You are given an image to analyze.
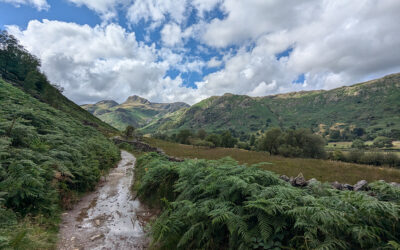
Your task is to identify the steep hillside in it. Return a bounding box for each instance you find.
[143,73,400,140]
[0,31,117,135]
[0,79,120,248]
[82,95,189,130]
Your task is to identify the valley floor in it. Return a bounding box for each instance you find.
[145,138,400,183]
[57,151,153,250]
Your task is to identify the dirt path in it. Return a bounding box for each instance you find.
[58,151,153,250]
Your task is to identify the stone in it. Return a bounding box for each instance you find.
[331,181,343,190]
[95,219,100,226]
[293,173,307,187]
[343,184,354,191]
[279,175,290,182]
[289,177,295,185]
[354,180,368,191]
[90,234,103,241]
[307,178,318,185]
[390,182,400,188]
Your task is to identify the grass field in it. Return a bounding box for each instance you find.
[144,138,400,184]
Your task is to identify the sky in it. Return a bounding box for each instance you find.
[1,0,400,105]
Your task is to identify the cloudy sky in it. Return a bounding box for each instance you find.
[1,0,400,104]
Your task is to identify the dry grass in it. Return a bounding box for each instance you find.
[144,138,400,184]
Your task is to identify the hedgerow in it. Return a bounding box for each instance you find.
[136,153,400,250]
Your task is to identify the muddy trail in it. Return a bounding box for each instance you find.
[58,151,154,250]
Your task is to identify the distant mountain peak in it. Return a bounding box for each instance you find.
[96,100,119,105]
[124,95,151,105]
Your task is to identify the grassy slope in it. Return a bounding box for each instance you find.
[12,81,118,136]
[144,73,400,138]
[144,138,400,184]
[263,73,400,137]
[0,79,120,249]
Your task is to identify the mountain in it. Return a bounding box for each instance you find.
[141,73,400,140]
[81,95,190,130]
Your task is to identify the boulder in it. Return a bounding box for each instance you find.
[343,184,354,191]
[307,178,318,185]
[279,175,290,182]
[331,181,343,190]
[354,180,368,191]
[390,182,400,188]
[293,173,307,187]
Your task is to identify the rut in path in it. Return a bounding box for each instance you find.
[58,151,153,250]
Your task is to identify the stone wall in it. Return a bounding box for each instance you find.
[279,173,400,191]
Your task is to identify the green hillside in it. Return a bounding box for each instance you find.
[0,31,117,136]
[0,79,121,248]
[81,95,189,130]
[0,32,120,249]
[141,73,400,141]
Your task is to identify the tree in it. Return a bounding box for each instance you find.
[206,134,221,147]
[351,139,365,149]
[220,131,237,148]
[197,129,207,140]
[177,129,192,144]
[249,135,256,146]
[373,136,392,148]
[124,125,135,139]
[329,130,340,141]
[258,128,282,155]
[352,127,365,137]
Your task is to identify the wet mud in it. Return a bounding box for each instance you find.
[58,151,154,250]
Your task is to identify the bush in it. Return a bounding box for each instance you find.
[373,136,393,148]
[0,82,120,214]
[259,128,326,159]
[136,153,400,250]
[236,142,250,150]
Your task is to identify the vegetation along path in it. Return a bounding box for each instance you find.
[58,151,152,250]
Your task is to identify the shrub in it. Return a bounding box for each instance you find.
[136,153,400,250]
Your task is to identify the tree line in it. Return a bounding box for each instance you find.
[153,127,327,159]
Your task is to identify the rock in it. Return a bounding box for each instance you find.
[95,219,100,226]
[343,184,354,191]
[307,178,318,185]
[390,182,400,188]
[331,181,343,190]
[289,177,295,185]
[293,173,307,187]
[71,237,75,241]
[90,234,103,241]
[279,175,290,182]
[354,180,368,191]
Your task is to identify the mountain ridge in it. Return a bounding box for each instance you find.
[83,73,400,141]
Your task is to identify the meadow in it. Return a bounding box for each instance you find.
[144,138,400,184]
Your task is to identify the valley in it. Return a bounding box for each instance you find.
[83,73,400,143]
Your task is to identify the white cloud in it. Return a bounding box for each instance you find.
[207,57,222,68]
[6,20,203,104]
[66,0,128,21]
[5,0,400,106]
[161,23,182,47]
[196,0,400,96]
[126,0,188,27]
[0,0,49,10]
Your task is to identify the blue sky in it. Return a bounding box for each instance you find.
[0,0,227,89]
[1,0,400,104]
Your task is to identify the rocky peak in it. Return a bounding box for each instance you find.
[124,95,151,105]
